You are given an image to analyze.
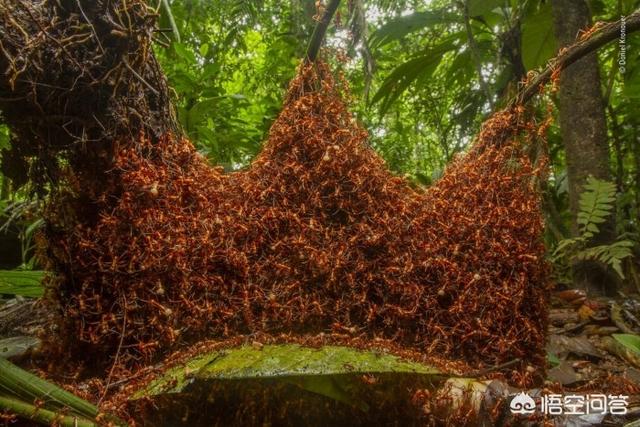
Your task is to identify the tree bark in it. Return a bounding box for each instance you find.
[305,0,341,62]
[551,0,617,295]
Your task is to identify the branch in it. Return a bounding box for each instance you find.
[509,9,640,108]
[305,0,341,63]
[160,0,180,43]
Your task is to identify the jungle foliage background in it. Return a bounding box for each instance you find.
[1,0,639,294]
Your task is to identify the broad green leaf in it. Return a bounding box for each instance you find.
[0,270,45,297]
[521,3,557,70]
[370,9,459,48]
[371,55,441,116]
[371,37,461,116]
[603,336,640,369]
[134,344,444,410]
[612,334,640,355]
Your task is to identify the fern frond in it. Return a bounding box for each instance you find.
[574,240,634,279]
[551,236,585,260]
[577,176,616,238]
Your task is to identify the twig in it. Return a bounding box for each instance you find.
[19,2,96,82]
[123,59,160,96]
[99,295,127,405]
[468,358,522,377]
[509,9,640,108]
[305,0,341,62]
[76,0,105,55]
[562,320,590,334]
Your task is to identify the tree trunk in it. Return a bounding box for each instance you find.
[551,0,617,296]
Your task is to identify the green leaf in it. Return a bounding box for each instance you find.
[371,55,440,115]
[134,344,444,410]
[446,50,474,86]
[586,222,600,233]
[611,258,624,278]
[0,358,117,424]
[468,0,503,17]
[551,237,582,258]
[24,218,43,238]
[521,3,557,70]
[576,176,617,237]
[574,240,634,279]
[612,334,640,355]
[199,43,209,57]
[202,63,221,80]
[547,352,561,367]
[603,336,640,369]
[172,43,196,63]
[0,270,45,297]
[370,9,459,48]
[371,37,461,115]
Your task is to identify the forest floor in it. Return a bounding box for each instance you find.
[2,290,640,426]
